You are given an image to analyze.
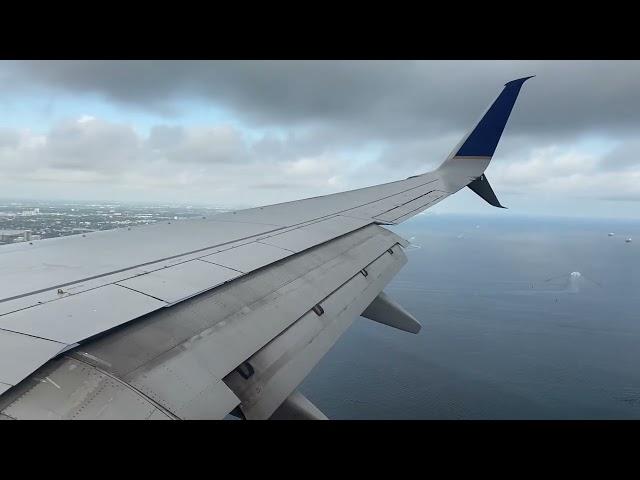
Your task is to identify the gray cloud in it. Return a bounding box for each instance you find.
[11,60,640,141]
[45,117,140,171]
[147,125,249,165]
[0,115,358,205]
[148,125,185,150]
[0,128,20,149]
[598,138,640,171]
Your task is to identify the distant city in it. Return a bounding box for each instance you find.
[0,200,230,245]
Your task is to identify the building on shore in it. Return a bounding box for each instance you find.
[0,229,32,244]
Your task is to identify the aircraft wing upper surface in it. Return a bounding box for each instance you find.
[0,77,532,419]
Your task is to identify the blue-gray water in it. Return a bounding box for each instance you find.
[299,214,640,419]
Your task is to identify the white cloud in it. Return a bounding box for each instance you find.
[489,144,640,203]
[494,146,600,187]
[1,113,639,213]
[0,117,362,205]
[77,114,95,124]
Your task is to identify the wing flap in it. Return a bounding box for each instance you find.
[0,284,166,344]
[1,225,405,418]
[0,356,176,420]
[257,215,371,253]
[200,242,291,273]
[0,219,280,303]
[225,243,406,419]
[116,259,241,304]
[373,189,449,224]
[0,330,66,386]
[126,349,241,420]
[121,228,402,384]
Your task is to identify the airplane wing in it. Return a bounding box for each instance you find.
[0,77,532,420]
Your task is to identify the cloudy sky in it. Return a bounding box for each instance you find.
[0,60,638,218]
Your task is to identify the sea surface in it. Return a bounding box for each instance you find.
[299,213,640,419]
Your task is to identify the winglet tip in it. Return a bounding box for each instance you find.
[452,76,533,158]
[505,75,535,87]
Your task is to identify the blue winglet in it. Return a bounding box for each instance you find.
[455,76,534,158]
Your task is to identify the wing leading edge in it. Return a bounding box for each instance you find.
[0,77,533,419]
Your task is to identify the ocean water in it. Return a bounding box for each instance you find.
[299,214,640,419]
